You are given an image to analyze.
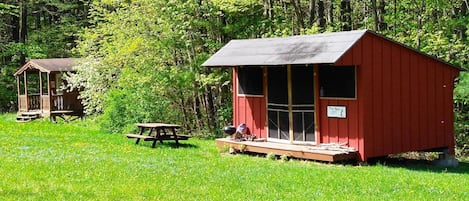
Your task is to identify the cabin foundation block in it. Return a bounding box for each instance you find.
[434,149,459,167]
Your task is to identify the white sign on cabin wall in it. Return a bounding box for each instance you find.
[327,106,347,118]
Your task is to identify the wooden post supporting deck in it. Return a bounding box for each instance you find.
[314,64,320,143]
[287,64,293,143]
[264,66,269,137]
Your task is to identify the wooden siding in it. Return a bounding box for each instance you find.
[319,100,361,158]
[41,96,51,114]
[233,68,267,138]
[331,33,459,160]
[228,31,460,162]
[18,95,27,112]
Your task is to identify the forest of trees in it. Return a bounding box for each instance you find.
[1,0,468,155]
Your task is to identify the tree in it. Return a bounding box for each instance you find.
[0,0,90,112]
[340,0,352,31]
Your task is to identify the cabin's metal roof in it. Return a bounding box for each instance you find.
[202,30,464,71]
[14,58,80,76]
[202,30,367,67]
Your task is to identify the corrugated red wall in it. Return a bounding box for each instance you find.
[231,32,459,161]
[232,68,267,138]
[324,33,460,160]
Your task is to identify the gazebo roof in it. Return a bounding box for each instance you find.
[14,58,80,76]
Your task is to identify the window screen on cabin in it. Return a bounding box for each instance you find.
[237,67,263,96]
[319,65,356,98]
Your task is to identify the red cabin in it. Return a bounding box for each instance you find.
[203,30,462,162]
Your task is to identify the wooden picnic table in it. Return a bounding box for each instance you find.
[126,123,190,148]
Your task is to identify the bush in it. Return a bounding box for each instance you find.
[99,86,176,134]
[455,103,469,158]
[0,64,18,112]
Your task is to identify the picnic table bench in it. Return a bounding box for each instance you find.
[50,110,81,123]
[126,123,190,148]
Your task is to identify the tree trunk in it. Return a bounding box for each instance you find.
[393,0,397,36]
[19,0,27,65]
[291,0,305,34]
[194,94,203,130]
[457,0,468,40]
[309,0,316,26]
[371,0,379,31]
[264,0,274,20]
[340,0,352,31]
[218,10,227,43]
[416,0,425,50]
[204,86,216,132]
[328,0,334,24]
[179,91,191,131]
[204,68,217,132]
[34,12,41,29]
[378,0,387,31]
[12,1,19,42]
[262,0,274,33]
[318,0,326,28]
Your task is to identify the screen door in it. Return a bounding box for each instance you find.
[267,65,315,142]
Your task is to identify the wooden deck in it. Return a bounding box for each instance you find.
[216,138,357,162]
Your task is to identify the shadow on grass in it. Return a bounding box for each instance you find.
[138,142,199,149]
[366,157,469,174]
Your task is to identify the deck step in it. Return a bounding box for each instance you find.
[16,112,41,122]
[16,118,32,123]
[21,111,41,116]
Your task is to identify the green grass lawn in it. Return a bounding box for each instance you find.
[0,113,468,200]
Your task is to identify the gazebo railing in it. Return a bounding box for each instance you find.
[27,94,41,110]
[52,94,64,110]
[18,94,68,112]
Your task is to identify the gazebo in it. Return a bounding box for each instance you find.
[14,58,83,122]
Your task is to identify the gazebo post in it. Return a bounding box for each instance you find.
[39,71,43,113]
[23,71,28,111]
[47,72,51,112]
[16,75,20,111]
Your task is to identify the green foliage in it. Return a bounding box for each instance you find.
[280,154,290,162]
[455,72,469,105]
[266,152,276,160]
[71,0,231,134]
[455,70,469,156]
[455,107,469,157]
[0,3,17,16]
[0,63,17,112]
